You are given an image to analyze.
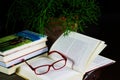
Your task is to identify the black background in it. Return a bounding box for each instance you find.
[0,0,120,80]
[87,0,120,80]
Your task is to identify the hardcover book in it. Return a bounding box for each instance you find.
[16,31,116,80]
[0,30,47,56]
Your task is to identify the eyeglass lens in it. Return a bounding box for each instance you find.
[35,59,66,75]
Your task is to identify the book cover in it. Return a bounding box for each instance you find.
[0,35,31,52]
[0,30,47,56]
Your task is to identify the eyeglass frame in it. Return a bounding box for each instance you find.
[22,50,74,75]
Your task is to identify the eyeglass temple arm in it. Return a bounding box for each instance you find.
[21,59,34,70]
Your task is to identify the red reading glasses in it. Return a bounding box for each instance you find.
[23,50,74,75]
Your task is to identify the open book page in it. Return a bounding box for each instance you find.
[49,31,105,73]
[86,55,116,72]
[16,56,83,80]
[85,43,107,70]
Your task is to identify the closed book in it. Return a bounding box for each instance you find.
[0,30,47,56]
[0,47,48,68]
[0,41,47,62]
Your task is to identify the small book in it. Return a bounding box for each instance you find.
[0,30,47,56]
[16,31,116,80]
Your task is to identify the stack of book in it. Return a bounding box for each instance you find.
[0,30,48,75]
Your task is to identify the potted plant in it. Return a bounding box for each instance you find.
[5,0,100,43]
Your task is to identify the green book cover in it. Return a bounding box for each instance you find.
[0,35,31,52]
[0,30,45,53]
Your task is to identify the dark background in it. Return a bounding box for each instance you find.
[86,0,120,80]
[0,0,120,80]
[98,0,120,80]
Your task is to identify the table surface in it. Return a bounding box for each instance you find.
[0,72,25,80]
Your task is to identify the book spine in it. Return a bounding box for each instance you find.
[0,42,47,62]
[0,47,48,68]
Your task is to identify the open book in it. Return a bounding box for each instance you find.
[16,31,115,80]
